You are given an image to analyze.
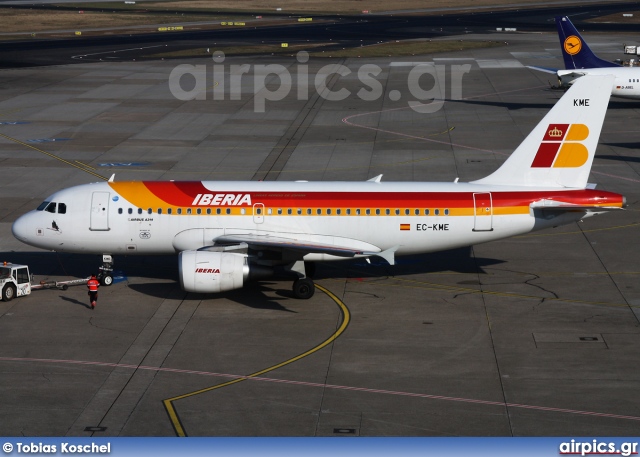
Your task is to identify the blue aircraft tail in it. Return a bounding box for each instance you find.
[556,16,620,69]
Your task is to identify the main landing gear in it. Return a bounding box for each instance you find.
[97,254,114,286]
[287,261,315,300]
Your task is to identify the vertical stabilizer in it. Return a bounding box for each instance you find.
[556,16,620,69]
[472,75,614,188]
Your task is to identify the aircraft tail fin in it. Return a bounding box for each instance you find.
[556,16,620,69]
[472,75,614,189]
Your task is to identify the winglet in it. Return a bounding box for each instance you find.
[366,246,398,265]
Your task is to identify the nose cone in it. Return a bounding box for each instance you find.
[12,212,35,246]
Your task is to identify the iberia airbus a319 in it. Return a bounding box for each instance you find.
[11,75,625,300]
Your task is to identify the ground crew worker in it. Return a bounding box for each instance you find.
[87,274,100,309]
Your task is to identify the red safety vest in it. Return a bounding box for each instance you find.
[87,278,100,292]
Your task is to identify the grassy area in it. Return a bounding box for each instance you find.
[588,11,640,24]
[55,0,599,15]
[0,9,227,34]
[146,39,504,59]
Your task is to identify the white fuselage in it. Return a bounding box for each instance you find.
[558,67,640,99]
[11,180,622,262]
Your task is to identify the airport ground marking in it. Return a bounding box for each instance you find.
[162,283,350,436]
[0,133,108,180]
[329,272,638,310]
[3,353,640,425]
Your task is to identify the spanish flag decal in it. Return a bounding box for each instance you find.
[400,224,411,231]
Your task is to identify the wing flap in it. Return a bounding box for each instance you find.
[214,234,366,258]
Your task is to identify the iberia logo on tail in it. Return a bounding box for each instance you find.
[531,124,589,168]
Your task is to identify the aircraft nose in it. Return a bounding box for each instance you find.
[12,213,33,244]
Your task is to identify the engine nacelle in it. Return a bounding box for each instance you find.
[179,250,249,293]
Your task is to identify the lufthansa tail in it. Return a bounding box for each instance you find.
[556,16,620,70]
[472,74,615,188]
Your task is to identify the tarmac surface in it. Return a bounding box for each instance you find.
[0,28,640,437]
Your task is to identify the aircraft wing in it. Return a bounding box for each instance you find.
[527,65,559,75]
[213,233,397,264]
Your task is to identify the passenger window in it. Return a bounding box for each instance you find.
[187,208,192,215]
[177,208,182,215]
[414,209,419,215]
[138,208,143,214]
[147,208,152,214]
[297,208,302,215]
[365,209,370,215]
[128,208,133,214]
[118,208,123,214]
[158,208,163,214]
[197,208,202,215]
[168,208,172,214]
[444,209,449,215]
[327,208,332,215]
[306,209,311,215]
[425,209,430,215]
[435,209,440,216]
[241,208,246,215]
[216,208,221,215]
[58,203,66,214]
[278,208,283,215]
[316,209,321,215]
[287,208,292,215]
[385,209,390,215]
[356,209,361,215]
[395,209,400,215]
[226,208,231,214]
[336,209,341,215]
[346,209,351,215]
[405,209,410,215]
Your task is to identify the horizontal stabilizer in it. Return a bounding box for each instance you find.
[530,199,624,212]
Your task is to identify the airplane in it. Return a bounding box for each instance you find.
[10,75,625,301]
[530,16,640,99]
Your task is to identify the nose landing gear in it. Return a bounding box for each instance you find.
[97,254,114,286]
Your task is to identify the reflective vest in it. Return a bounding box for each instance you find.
[87,278,100,292]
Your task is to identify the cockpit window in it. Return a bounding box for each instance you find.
[58,203,66,214]
[37,201,50,211]
[45,203,57,213]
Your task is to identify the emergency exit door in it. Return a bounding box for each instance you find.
[90,192,110,231]
[473,192,493,232]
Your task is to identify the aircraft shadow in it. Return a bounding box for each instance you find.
[2,248,503,308]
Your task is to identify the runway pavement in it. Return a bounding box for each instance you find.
[0,29,639,436]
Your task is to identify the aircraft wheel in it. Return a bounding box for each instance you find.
[2,284,16,302]
[293,278,315,300]
[100,274,113,286]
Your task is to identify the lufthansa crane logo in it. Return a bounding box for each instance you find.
[564,35,582,55]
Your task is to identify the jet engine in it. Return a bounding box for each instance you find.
[179,250,249,293]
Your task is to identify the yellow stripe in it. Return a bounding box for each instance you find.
[162,283,350,437]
